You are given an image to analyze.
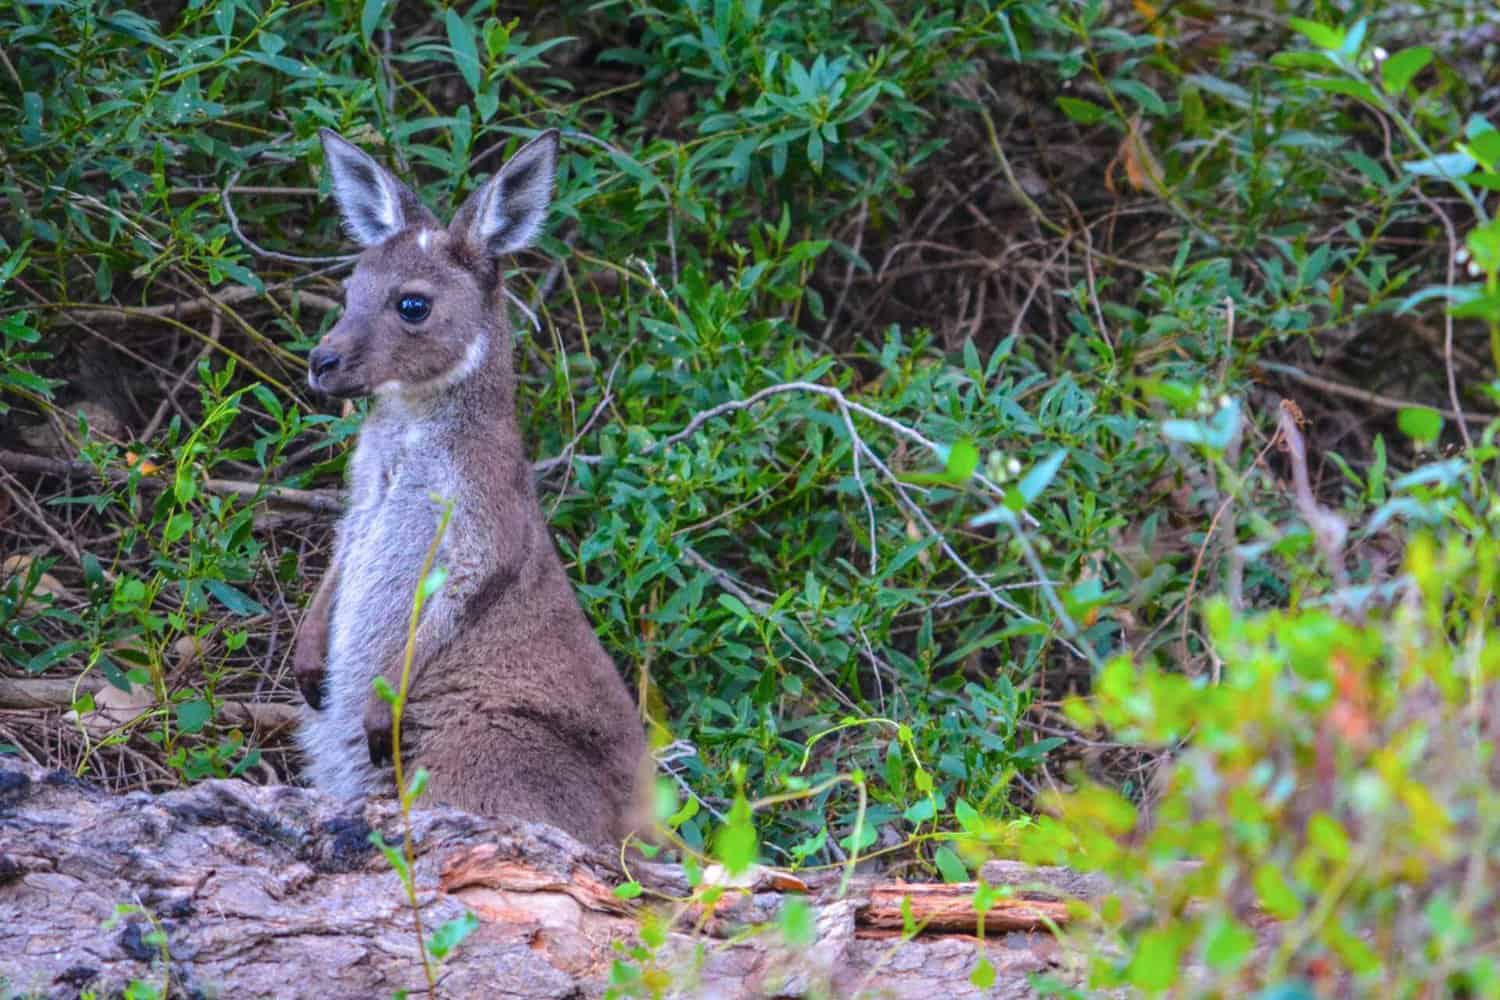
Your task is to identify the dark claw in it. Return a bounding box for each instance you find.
[367,722,392,766]
[298,672,325,711]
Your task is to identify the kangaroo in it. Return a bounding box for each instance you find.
[292,128,647,846]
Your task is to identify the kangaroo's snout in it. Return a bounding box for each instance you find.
[307,339,361,397]
[309,346,340,379]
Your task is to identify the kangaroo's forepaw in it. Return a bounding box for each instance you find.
[297,669,326,710]
[364,706,393,765]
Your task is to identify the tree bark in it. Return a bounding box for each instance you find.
[0,759,1089,998]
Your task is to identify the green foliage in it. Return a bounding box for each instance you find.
[0,0,1100,861]
[4,0,1500,991]
[1026,464,1500,993]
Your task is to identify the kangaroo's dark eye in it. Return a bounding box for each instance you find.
[396,294,431,324]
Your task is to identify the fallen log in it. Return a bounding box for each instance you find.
[0,759,1092,998]
[861,882,1071,934]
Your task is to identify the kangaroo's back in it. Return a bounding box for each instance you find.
[291,128,648,846]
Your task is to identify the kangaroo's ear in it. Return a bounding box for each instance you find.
[319,129,432,247]
[450,130,559,258]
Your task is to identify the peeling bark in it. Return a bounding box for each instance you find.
[0,760,1088,998]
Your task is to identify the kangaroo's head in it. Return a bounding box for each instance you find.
[307,128,558,400]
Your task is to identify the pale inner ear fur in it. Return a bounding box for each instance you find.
[321,129,412,247]
[452,130,560,258]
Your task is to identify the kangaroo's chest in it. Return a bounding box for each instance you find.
[327,424,460,670]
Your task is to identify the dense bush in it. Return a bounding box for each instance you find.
[3,0,1499,993]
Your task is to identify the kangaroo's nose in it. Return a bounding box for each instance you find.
[309,347,341,379]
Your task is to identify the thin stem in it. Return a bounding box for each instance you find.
[390,499,455,996]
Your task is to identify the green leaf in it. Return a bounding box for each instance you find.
[404,767,428,802]
[789,828,826,862]
[1253,863,1303,920]
[903,798,936,824]
[204,580,267,616]
[779,896,814,947]
[173,466,196,504]
[373,675,397,704]
[445,10,482,94]
[1397,407,1442,444]
[933,846,968,883]
[1203,916,1255,970]
[945,439,979,481]
[1380,46,1431,95]
[1465,114,1498,140]
[612,881,643,900]
[1307,812,1351,862]
[1465,130,1500,172]
[1126,926,1185,989]
[1325,921,1382,975]
[1018,449,1067,504]
[1337,18,1367,60]
[1404,152,1476,179]
[1307,78,1378,103]
[953,797,981,834]
[715,794,757,875]
[1056,97,1108,124]
[839,821,877,854]
[969,956,996,989]
[163,512,192,544]
[1111,78,1166,116]
[360,0,386,45]
[420,566,449,600]
[1287,17,1344,51]
[426,911,478,960]
[176,698,211,734]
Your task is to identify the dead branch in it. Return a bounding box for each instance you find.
[1276,400,1350,589]
[64,282,341,324]
[0,676,297,733]
[0,448,343,515]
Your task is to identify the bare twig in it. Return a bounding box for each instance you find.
[535,379,1070,645]
[0,677,298,733]
[141,314,223,444]
[66,281,340,324]
[0,449,343,514]
[822,202,868,341]
[1258,361,1494,426]
[223,167,358,266]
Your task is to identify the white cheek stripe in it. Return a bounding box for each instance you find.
[393,333,489,400]
[445,333,489,386]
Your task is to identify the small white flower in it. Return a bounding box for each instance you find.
[1468,260,1483,278]
[1006,457,1022,476]
[1196,400,1213,416]
[1218,394,1233,409]
[1456,248,1471,264]
[1374,46,1389,61]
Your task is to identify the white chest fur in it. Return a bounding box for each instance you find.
[298,417,458,800]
